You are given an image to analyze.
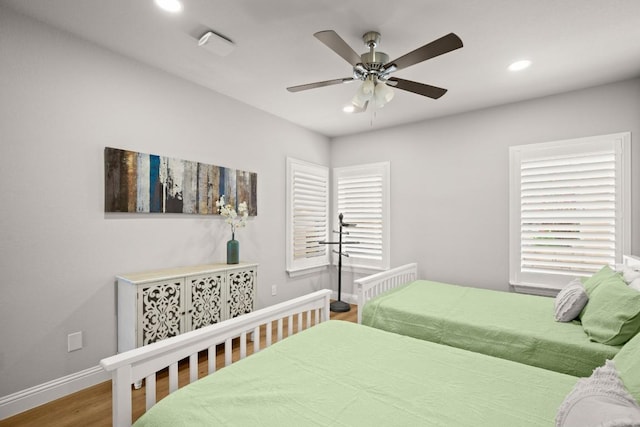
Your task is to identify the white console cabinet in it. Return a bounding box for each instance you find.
[117,263,257,353]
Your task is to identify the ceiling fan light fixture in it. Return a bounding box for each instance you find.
[352,93,367,109]
[360,79,375,96]
[352,79,375,108]
[373,82,394,108]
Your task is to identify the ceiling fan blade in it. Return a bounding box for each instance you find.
[388,78,448,99]
[384,33,463,72]
[287,77,356,92]
[314,30,362,66]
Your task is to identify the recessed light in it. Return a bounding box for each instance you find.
[154,0,183,13]
[343,105,355,113]
[508,60,532,72]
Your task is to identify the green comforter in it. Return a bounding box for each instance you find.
[362,280,620,377]
[135,320,576,426]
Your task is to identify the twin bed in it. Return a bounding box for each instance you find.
[354,262,638,377]
[132,320,578,427]
[102,258,640,426]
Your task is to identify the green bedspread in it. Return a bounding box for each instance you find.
[135,320,576,427]
[362,280,620,377]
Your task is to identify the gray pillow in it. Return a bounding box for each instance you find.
[555,278,589,322]
[556,360,640,427]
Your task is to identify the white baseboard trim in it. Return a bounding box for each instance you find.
[0,365,109,420]
[330,290,357,305]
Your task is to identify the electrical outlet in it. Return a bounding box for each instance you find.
[271,284,277,296]
[68,331,83,352]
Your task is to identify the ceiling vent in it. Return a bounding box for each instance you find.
[197,31,235,56]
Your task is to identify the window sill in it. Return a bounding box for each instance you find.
[509,281,562,297]
[333,264,387,276]
[286,265,328,278]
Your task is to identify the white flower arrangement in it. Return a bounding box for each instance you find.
[216,195,248,239]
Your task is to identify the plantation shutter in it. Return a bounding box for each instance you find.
[520,150,616,275]
[509,133,630,290]
[286,158,329,276]
[334,162,390,270]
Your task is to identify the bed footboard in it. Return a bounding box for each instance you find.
[100,289,331,427]
[355,263,418,323]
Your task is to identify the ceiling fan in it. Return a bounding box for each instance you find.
[287,30,463,112]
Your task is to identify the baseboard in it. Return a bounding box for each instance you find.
[0,365,109,420]
[331,290,357,305]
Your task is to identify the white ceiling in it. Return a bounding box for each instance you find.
[4,0,640,137]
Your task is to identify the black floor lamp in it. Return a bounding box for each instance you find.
[319,213,359,312]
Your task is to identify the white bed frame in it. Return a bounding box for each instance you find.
[100,289,331,427]
[354,256,640,324]
[354,263,418,324]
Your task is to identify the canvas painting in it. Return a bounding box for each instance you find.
[104,147,257,215]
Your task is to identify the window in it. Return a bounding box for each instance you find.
[286,158,329,277]
[509,132,630,293]
[333,162,390,272]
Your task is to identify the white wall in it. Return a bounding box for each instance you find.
[0,7,330,397]
[332,78,640,293]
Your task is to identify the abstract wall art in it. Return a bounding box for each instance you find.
[104,147,257,215]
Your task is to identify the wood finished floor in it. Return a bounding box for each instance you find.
[1,303,357,427]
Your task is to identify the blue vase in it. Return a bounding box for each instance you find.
[227,238,239,264]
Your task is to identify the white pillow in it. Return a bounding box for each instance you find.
[629,278,640,292]
[554,278,589,322]
[615,264,640,284]
[556,360,640,427]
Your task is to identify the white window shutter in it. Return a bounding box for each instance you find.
[286,158,329,276]
[333,162,390,271]
[509,133,630,291]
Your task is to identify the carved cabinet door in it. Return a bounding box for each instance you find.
[226,268,256,319]
[137,279,185,346]
[186,273,225,330]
